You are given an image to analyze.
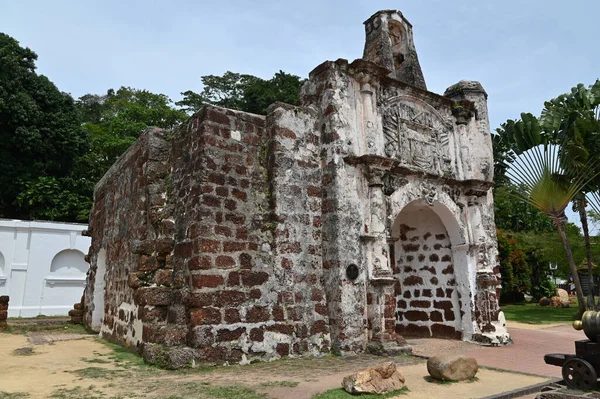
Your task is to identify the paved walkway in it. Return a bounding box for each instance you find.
[409,322,583,378]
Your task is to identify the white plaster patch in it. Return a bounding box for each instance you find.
[231,130,242,141]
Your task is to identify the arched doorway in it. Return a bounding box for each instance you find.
[392,200,462,339]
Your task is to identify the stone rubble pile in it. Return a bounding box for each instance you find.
[0,295,9,330]
[342,361,406,395]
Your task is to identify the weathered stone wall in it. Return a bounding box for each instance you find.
[268,104,330,355]
[301,60,373,354]
[83,105,331,367]
[82,127,170,349]
[363,10,427,90]
[165,105,330,364]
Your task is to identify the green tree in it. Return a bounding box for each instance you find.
[497,114,600,314]
[177,71,304,115]
[67,87,187,221]
[0,33,87,220]
[497,230,531,303]
[76,87,186,179]
[540,81,600,308]
[494,186,555,233]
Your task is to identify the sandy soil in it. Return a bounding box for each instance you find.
[0,332,550,399]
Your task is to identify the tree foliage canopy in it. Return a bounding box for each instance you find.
[0,33,306,222]
[0,33,87,220]
[177,71,304,115]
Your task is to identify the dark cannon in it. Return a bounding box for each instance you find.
[545,311,600,390]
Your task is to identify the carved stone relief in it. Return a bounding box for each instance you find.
[382,100,453,176]
[442,185,461,203]
[419,182,437,206]
[382,173,408,196]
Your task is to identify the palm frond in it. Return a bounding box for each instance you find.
[507,144,600,220]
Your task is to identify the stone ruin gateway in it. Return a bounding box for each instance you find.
[78,10,511,368]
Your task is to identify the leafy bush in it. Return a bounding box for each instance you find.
[497,229,531,303]
[534,279,557,300]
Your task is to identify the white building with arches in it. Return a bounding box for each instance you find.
[0,219,90,318]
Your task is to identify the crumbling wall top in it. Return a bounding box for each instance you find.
[362,9,427,90]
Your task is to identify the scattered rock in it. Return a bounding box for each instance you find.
[550,296,562,308]
[342,361,406,395]
[539,297,551,307]
[142,343,196,369]
[556,288,569,305]
[13,347,35,356]
[427,354,478,381]
[366,335,412,356]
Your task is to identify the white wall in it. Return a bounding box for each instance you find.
[0,219,91,317]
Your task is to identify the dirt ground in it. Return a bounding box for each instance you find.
[0,330,549,399]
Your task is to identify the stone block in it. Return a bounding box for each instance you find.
[131,240,154,255]
[246,306,270,323]
[216,327,246,342]
[135,287,173,306]
[241,271,269,287]
[215,290,246,307]
[191,274,224,289]
[427,355,478,381]
[276,343,290,356]
[189,307,221,326]
[142,344,196,369]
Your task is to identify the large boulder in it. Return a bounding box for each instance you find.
[342,362,406,394]
[427,354,478,381]
[556,288,569,306]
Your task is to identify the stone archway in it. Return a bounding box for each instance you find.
[392,200,462,338]
[386,179,477,340]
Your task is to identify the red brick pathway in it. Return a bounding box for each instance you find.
[410,324,584,378]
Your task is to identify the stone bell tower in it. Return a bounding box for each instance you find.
[363,10,427,90]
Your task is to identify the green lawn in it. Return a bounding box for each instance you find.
[501,302,578,324]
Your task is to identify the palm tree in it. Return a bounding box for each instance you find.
[541,81,600,309]
[497,114,600,315]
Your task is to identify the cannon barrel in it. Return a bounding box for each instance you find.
[573,311,600,341]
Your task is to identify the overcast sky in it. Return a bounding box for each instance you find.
[2,0,598,131]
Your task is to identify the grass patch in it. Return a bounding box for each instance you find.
[49,386,124,399]
[68,367,130,380]
[4,322,90,335]
[501,302,578,324]
[423,376,479,384]
[203,385,268,399]
[81,357,111,364]
[95,339,147,369]
[158,383,267,399]
[312,387,408,399]
[0,392,30,398]
[259,380,299,388]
